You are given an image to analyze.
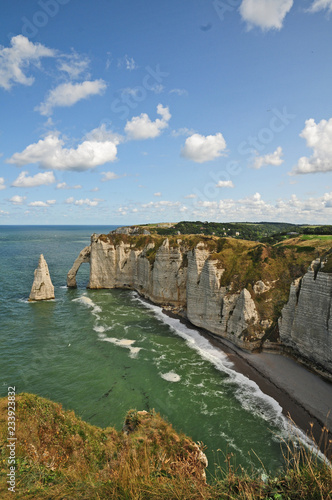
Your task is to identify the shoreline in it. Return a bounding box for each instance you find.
[160,307,332,458]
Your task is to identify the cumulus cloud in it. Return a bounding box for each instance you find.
[35,80,107,115]
[0,35,55,90]
[291,118,332,175]
[7,125,120,171]
[154,192,162,197]
[0,210,9,215]
[239,0,293,31]
[184,194,197,199]
[101,171,121,182]
[115,190,332,223]
[66,197,99,207]
[252,146,284,169]
[308,0,332,12]
[9,195,26,205]
[28,200,56,207]
[125,104,171,140]
[12,170,56,188]
[181,132,227,163]
[75,198,99,206]
[0,177,6,190]
[216,180,234,188]
[56,182,82,189]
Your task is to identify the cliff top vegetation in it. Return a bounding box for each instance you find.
[137,221,332,242]
[0,393,331,499]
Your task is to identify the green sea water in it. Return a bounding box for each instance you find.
[0,226,299,473]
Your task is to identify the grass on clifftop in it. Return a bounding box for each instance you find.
[1,394,331,499]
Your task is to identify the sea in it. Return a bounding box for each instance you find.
[0,225,303,474]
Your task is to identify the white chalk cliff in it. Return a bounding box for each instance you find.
[279,261,332,375]
[29,254,55,301]
[67,234,332,376]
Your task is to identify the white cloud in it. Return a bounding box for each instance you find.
[101,171,121,182]
[12,170,56,187]
[35,80,107,116]
[28,200,55,207]
[154,192,162,197]
[216,180,234,188]
[184,194,197,199]
[252,146,284,169]
[75,198,99,207]
[169,88,188,96]
[0,177,6,190]
[0,35,55,90]
[125,104,171,140]
[116,190,332,223]
[291,118,332,175]
[56,182,82,189]
[91,187,100,192]
[7,126,120,171]
[239,0,293,31]
[9,195,26,205]
[0,210,9,215]
[308,0,332,12]
[57,53,90,79]
[181,133,227,163]
[66,197,99,207]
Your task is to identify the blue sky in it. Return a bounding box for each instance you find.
[1,0,332,225]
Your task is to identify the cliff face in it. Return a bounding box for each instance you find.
[67,233,332,371]
[67,235,264,351]
[279,263,332,374]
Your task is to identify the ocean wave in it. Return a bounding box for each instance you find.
[72,294,102,317]
[160,371,181,382]
[99,336,142,358]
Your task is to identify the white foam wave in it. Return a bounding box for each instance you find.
[93,325,106,333]
[72,295,102,317]
[160,371,181,382]
[100,336,142,358]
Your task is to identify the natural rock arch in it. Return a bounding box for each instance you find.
[67,245,91,288]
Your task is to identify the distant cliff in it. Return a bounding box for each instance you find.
[68,232,332,377]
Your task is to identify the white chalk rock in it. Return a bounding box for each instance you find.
[29,254,55,301]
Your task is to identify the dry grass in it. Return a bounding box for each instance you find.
[1,394,331,499]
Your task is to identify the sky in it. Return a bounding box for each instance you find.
[0,0,332,225]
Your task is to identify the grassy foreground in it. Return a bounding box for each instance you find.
[0,394,331,499]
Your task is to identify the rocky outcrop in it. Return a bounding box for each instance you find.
[67,246,91,288]
[279,263,332,375]
[29,254,55,301]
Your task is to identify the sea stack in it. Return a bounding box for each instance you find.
[29,254,55,301]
